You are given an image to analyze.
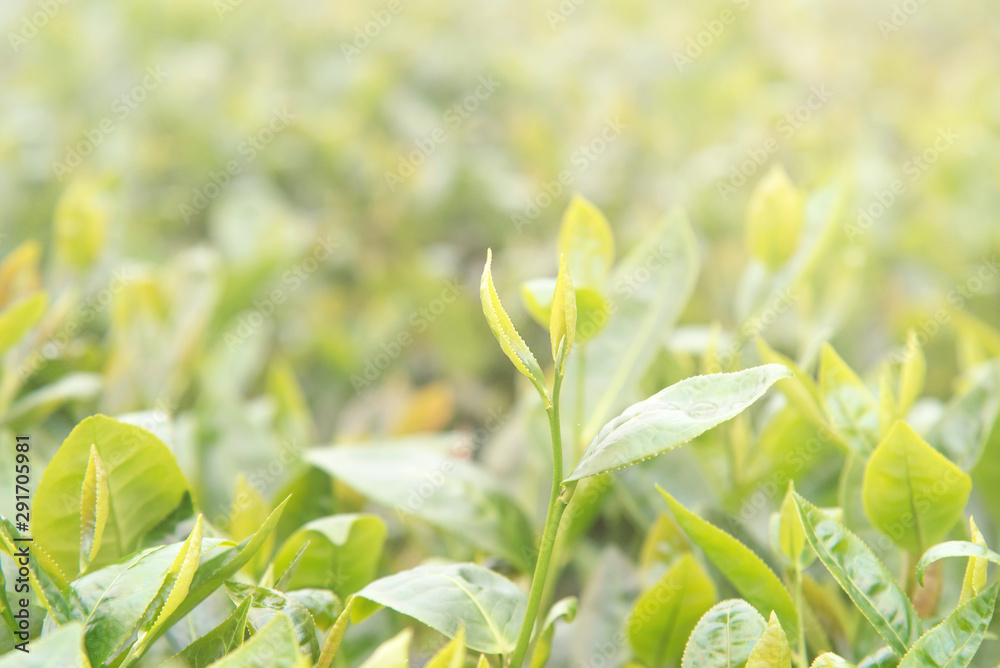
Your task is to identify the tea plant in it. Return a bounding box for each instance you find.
[2,178,1000,668]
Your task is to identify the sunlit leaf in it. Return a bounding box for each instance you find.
[898,583,998,668]
[811,654,855,668]
[79,445,109,574]
[566,365,790,481]
[793,493,920,656]
[747,611,792,668]
[427,625,467,668]
[558,194,614,287]
[661,489,799,640]
[315,596,355,668]
[819,344,878,454]
[549,253,576,361]
[862,420,971,553]
[627,553,716,667]
[960,517,988,605]
[746,165,804,269]
[354,562,526,655]
[681,599,767,668]
[206,613,307,668]
[358,628,411,668]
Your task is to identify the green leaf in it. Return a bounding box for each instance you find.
[857,647,899,667]
[530,597,577,668]
[777,482,812,567]
[811,654,855,668]
[627,553,716,667]
[33,414,191,578]
[549,254,576,361]
[898,330,926,416]
[225,582,319,661]
[579,208,699,441]
[285,589,341,630]
[915,541,1000,587]
[0,292,47,357]
[819,344,879,454]
[793,493,921,656]
[558,194,614,287]
[898,583,998,667]
[358,628,411,668]
[747,611,792,668]
[0,621,90,668]
[54,179,109,270]
[862,421,971,553]
[960,517,988,605]
[306,437,534,571]
[745,165,804,269]
[427,625,467,668]
[681,599,767,668]
[272,514,386,598]
[566,364,790,481]
[660,490,799,641]
[315,596,354,668]
[0,516,80,624]
[354,562,526,655]
[206,613,307,668]
[79,446,109,574]
[173,596,251,668]
[925,360,1000,470]
[120,516,204,667]
[481,249,549,405]
[227,473,273,577]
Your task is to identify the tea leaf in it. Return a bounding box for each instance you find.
[33,414,192,578]
[820,344,879,454]
[960,517,988,605]
[793,493,921,656]
[206,613,307,668]
[627,553,716,667]
[481,249,548,404]
[549,253,576,361]
[226,582,319,660]
[681,599,767,668]
[747,611,792,668]
[862,420,971,553]
[661,490,799,641]
[898,583,998,668]
[916,540,1000,586]
[746,165,804,269]
[566,364,791,482]
[79,445,109,574]
[173,596,252,667]
[427,625,467,668]
[315,596,355,668]
[559,194,614,287]
[272,514,386,598]
[358,629,412,668]
[0,291,47,356]
[530,597,577,668]
[0,621,90,668]
[354,562,527,654]
[810,654,855,668]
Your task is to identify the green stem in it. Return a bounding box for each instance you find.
[793,561,807,668]
[509,368,570,668]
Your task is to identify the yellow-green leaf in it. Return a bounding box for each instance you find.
[207,613,307,668]
[54,179,109,270]
[810,653,854,667]
[550,254,576,361]
[627,553,716,666]
[359,628,412,668]
[820,343,878,454]
[862,420,971,553]
[0,291,47,356]
[960,517,989,605]
[228,473,272,576]
[747,611,792,668]
[558,194,614,287]
[745,165,804,269]
[316,596,355,668]
[778,483,809,567]
[481,249,549,405]
[427,625,467,668]
[79,445,109,573]
[755,338,828,430]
